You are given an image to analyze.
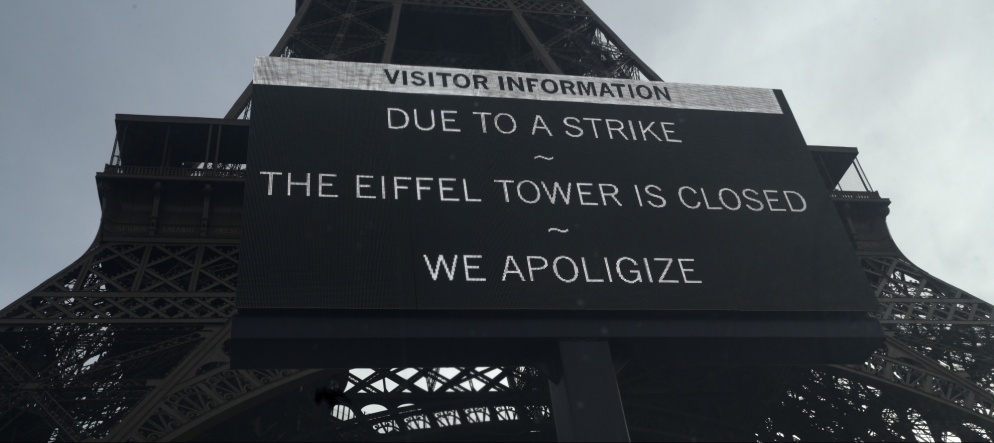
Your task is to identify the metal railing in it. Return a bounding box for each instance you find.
[829,190,882,200]
[102,165,246,179]
[836,157,874,193]
[829,157,881,200]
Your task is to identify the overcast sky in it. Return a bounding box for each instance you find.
[1,1,991,309]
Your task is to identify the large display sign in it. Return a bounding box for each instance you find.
[238,57,877,313]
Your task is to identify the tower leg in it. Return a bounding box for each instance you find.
[548,340,630,442]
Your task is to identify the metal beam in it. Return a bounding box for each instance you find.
[548,340,629,442]
[0,344,83,441]
[579,0,661,81]
[831,336,994,427]
[381,0,403,63]
[101,324,230,440]
[507,0,563,75]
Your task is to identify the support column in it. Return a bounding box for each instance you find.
[381,0,402,63]
[548,340,630,442]
[507,0,563,74]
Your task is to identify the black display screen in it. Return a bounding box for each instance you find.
[238,60,876,313]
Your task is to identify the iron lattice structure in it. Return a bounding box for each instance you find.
[2,1,993,441]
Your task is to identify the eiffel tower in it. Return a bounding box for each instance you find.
[2,1,993,441]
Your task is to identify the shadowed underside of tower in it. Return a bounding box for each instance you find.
[2,1,994,441]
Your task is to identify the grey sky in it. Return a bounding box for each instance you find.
[588,0,994,302]
[1,1,991,308]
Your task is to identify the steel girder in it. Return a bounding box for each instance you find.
[224,0,659,119]
[867,256,994,325]
[0,241,310,441]
[0,243,237,324]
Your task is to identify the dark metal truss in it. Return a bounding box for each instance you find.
[224,0,660,119]
[3,1,994,441]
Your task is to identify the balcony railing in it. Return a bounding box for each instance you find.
[102,165,246,179]
[835,157,874,193]
[829,190,882,200]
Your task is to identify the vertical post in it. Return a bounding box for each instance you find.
[507,0,564,75]
[160,125,171,168]
[381,0,402,64]
[548,340,630,442]
[109,137,121,167]
[111,122,128,167]
[213,126,223,166]
[149,182,162,236]
[200,184,212,237]
[203,124,213,167]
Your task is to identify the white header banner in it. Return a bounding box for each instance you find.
[253,57,783,114]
